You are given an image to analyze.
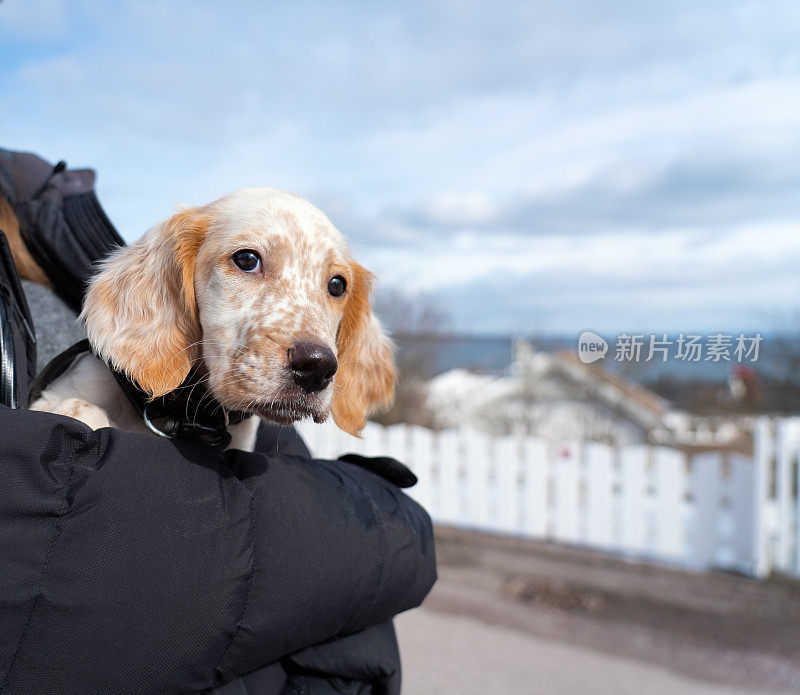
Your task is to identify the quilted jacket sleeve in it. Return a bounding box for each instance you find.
[0,406,436,695]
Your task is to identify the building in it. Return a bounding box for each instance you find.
[426,340,750,451]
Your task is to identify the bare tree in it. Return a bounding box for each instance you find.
[371,290,450,427]
[759,313,800,413]
[644,314,799,415]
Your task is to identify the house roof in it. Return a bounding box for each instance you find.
[554,350,670,419]
[427,342,670,432]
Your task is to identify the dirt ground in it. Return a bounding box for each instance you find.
[397,527,800,694]
[396,610,777,695]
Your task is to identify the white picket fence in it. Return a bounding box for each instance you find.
[296,417,800,578]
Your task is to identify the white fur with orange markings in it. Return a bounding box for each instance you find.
[30,187,396,450]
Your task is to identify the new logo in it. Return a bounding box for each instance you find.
[577,331,608,363]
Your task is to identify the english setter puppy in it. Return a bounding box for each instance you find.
[30,188,396,450]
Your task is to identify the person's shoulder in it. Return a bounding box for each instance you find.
[22,280,86,370]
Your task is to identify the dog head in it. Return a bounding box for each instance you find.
[81,188,396,436]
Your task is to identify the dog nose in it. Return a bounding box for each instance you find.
[288,342,338,393]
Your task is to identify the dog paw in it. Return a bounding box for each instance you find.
[41,398,116,430]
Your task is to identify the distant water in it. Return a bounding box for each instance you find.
[395,335,561,376]
[432,336,517,374]
[396,334,782,384]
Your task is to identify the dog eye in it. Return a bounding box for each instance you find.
[328,275,347,297]
[232,249,261,272]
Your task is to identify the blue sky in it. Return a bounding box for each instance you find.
[2,0,800,335]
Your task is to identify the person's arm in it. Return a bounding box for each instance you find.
[0,406,436,695]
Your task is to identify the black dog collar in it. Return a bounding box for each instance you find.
[109,361,250,449]
[30,339,249,448]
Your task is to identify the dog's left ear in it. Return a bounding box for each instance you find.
[331,262,397,436]
[81,207,209,397]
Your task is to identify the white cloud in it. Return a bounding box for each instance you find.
[363,220,800,333]
[1,0,800,333]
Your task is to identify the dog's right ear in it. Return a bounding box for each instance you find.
[81,207,210,397]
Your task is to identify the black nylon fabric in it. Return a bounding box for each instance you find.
[0,148,124,313]
[282,621,401,695]
[0,231,36,407]
[205,620,401,695]
[0,407,436,695]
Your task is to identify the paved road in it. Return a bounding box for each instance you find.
[396,528,800,694]
[396,608,783,695]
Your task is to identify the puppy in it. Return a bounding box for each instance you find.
[26,188,396,450]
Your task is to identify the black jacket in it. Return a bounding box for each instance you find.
[0,407,436,695]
